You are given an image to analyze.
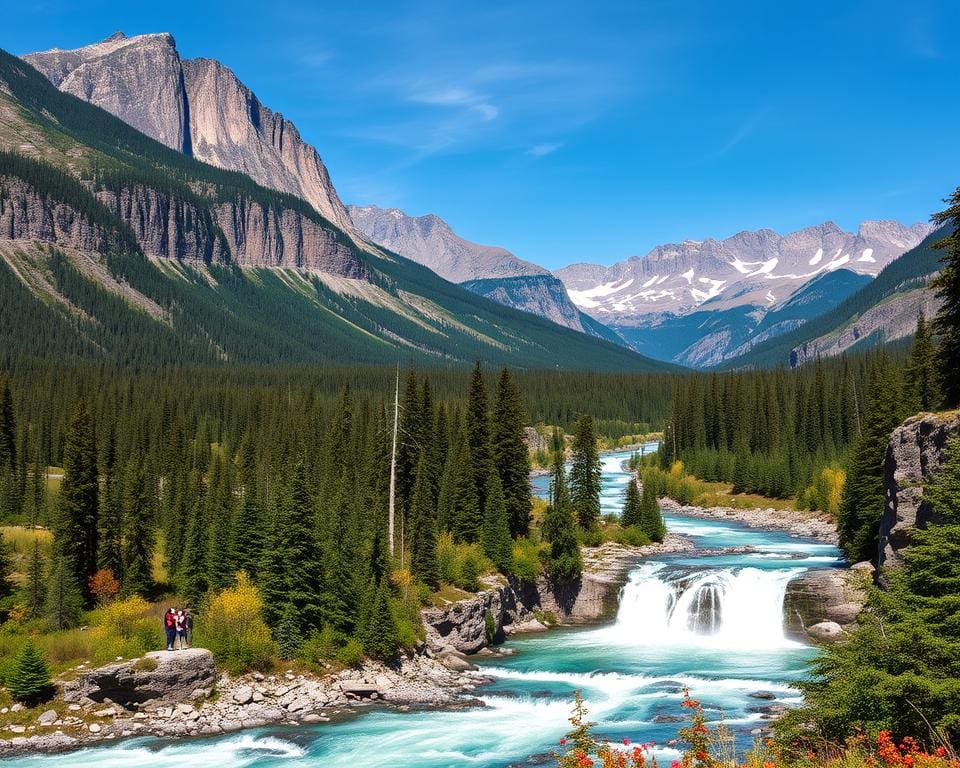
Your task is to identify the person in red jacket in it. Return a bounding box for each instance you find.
[163,608,177,651]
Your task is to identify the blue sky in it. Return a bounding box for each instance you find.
[4,0,959,269]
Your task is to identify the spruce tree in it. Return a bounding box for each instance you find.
[205,453,235,591]
[55,400,99,600]
[466,362,494,513]
[639,481,666,542]
[276,601,304,658]
[450,435,481,543]
[7,641,52,705]
[409,453,439,588]
[46,555,84,630]
[492,368,532,537]
[232,435,263,578]
[98,429,122,579]
[481,469,513,574]
[837,358,905,562]
[542,451,582,582]
[286,460,325,634]
[621,478,642,528]
[359,577,400,661]
[569,414,601,531]
[904,310,940,413]
[23,539,46,618]
[931,188,960,407]
[178,473,209,605]
[121,453,154,597]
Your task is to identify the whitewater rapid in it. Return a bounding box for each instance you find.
[5,447,845,768]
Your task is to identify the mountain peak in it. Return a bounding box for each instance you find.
[24,34,352,232]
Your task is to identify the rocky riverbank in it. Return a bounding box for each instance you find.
[659,498,839,544]
[0,649,478,757]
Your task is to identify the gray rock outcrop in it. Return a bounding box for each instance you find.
[880,412,960,567]
[25,33,352,232]
[784,567,869,640]
[62,649,217,706]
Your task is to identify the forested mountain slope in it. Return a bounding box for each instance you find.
[0,49,664,372]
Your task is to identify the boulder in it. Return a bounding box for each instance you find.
[784,568,868,638]
[62,648,217,706]
[231,685,254,705]
[36,710,58,726]
[807,621,844,642]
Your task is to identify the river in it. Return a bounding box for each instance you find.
[6,448,844,768]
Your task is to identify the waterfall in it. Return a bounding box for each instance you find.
[609,563,803,649]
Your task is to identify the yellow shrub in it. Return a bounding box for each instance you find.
[195,571,275,674]
[670,460,685,478]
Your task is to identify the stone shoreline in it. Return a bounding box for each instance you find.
[659,498,839,544]
[0,650,481,757]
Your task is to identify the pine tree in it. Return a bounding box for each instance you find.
[409,453,439,588]
[542,451,582,582]
[121,453,154,597]
[286,460,325,634]
[569,415,601,531]
[46,555,84,630]
[837,358,906,562]
[23,540,45,618]
[620,478,642,528]
[7,641,52,705]
[639,481,666,542]
[466,362,494,513]
[904,310,941,413]
[481,469,513,574]
[492,368,531,537]
[55,400,99,600]
[359,577,400,661]
[931,188,960,407]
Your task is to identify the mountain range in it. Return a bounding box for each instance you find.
[4,31,942,373]
[0,43,658,371]
[556,221,933,366]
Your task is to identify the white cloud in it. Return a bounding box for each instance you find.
[528,142,563,157]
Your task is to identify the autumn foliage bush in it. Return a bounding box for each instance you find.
[194,571,275,674]
[554,691,960,768]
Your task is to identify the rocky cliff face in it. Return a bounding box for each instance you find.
[25,33,352,232]
[2,173,367,277]
[1,176,117,253]
[880,412,960,567]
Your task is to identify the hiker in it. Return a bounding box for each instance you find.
[184,609,193,647]
[163,608,177,651]
[175,609,187,650]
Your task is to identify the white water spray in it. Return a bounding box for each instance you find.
[608,563,803,649]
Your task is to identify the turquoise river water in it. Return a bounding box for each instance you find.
[5,447,844,767]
